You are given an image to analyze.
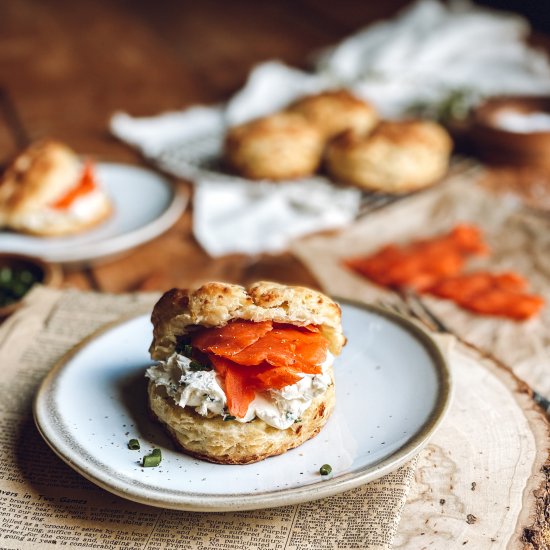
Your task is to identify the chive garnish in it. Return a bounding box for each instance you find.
[128,438,140,450]
[175,336,191,354]
[182,344,193,356]
[223,415,236,421]
[319,464,332,476]
[189,360,210,371]
[0,266,40,307]
[142,449,162,467]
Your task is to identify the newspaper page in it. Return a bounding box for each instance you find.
[0,287,416,550]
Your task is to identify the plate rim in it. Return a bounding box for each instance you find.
[0,162,188,265]
[33,300,452,512]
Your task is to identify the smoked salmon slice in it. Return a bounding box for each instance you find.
[344,224,544,321]
[193,320,329,418]
[208,356,258,417]
[345,224,488,291]
[208,355,303,416]
[226,327,327,371]
[53,161,97,210]
[427,272,543,320]
[253,366,303,391]
[192,320,272,356]
[192,321,327,371]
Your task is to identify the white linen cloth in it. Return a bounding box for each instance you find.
[111,0,550,257]
[110,66,361,257]
[317,0,550,116]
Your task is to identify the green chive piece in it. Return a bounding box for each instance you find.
[151,448,162,458]
[223,415,236,421]
[128,438,140,450]
[175,336,191,353]
[142,451,162,467]
[319,464,332,476]
[182,344,193,356]
[189,360,210,371]
[0,265,40,307]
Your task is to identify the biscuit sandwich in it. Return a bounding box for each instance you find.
[146,281,345,464]
[0,140,112,236]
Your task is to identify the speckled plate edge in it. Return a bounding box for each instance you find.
[33,300,452,512]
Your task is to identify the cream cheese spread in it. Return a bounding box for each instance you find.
[494,110,550,133]
[12,189,108,233]
[146,353,226,416]
[146,351,333,430]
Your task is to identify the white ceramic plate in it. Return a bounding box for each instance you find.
[0,163,187,266]
[33,301,451,511]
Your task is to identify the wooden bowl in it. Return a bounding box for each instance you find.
[470,96,550,169]
[0,254,63,319]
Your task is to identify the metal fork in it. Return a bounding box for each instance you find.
[377,289,550,415]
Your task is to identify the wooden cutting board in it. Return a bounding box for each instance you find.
[394,339,550,549]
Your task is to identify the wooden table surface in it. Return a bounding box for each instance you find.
[0,0,418,293]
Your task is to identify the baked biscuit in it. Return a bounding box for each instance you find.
[149,281,345,360]
[287,89,378,139]
[147,281,344,464]
[325,120,453,193]
[0,140,111,236]
[224,113,324,180]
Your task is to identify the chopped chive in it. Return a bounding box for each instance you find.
[182,344,193,356]
[128,438,140,450]
[175,336,191,353]
[223,415,236,421]
[189,360,211,371]
[319,464,332,476]
[142,450,162,467]
[0,266,40,307]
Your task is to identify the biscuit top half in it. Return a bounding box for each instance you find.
[149,281,346,360]
[0,140,82,217]
[334,119,452,152]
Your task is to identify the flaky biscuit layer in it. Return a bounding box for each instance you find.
[149,281,345,360]
[326,120,452,193]
[224,112,324,180]
[148,374,335,464]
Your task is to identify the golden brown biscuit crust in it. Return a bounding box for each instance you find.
[325,120,452,193]
[148,374,336,464]
[287,89,378,139]
[10,199,113,237]
[149,281,345,360]
[224,112,324,180]
[0,140,81,217]
[0,139,112,235]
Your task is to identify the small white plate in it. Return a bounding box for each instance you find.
[0,163,187,266]
[33,302,451,511]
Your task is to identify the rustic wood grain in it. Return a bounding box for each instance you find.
[395,340,550,549]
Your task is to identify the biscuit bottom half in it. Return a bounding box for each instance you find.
[147,379,336,465]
